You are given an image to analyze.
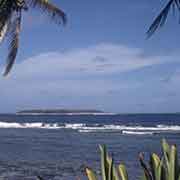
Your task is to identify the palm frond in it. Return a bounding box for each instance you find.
[0,22,8,43]
[0,0,9,9]
[3,12,21,76]
[0,0,13,43]
[147,0,174,38]
[26,0,67,25]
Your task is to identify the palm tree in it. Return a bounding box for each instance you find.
[147,0,179,37]
[0,0,66,76]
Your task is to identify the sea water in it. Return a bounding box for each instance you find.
[0,114,179,179]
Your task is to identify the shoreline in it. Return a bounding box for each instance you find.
[15,112,117,116]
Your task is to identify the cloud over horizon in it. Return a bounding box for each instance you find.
[0,43,180,113]
[2,43,176,77]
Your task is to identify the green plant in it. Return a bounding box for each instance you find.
[139,139,180,180]
[86,139,180,180]
[86,144,127,180]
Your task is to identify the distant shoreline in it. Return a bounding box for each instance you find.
[16,112,117,116]
[2,111,180,116]
[16,109,116,116]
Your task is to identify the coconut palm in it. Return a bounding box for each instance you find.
[147,0,179,37]
[0,0,66,76]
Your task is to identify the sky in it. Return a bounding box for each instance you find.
[0,0,180,113]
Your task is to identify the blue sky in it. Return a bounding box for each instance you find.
[0,0,180,113]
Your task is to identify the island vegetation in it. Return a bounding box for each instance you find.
[17,109,105,115]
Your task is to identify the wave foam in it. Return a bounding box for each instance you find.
[0,122,180,135]
[0,122,60,129]
[122,130,154,135]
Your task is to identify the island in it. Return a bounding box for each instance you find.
[16,109,115,115]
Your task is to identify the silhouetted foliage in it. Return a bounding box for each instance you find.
[147,0,179,37]
[0,0,66,76]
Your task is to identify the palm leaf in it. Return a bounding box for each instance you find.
[3,11,21,76]
[0,0,13,43]
[0,22,8,43]
[26,0,67,25]
[147,0,174,37]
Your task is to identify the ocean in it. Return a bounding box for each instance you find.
[0,114,179,180]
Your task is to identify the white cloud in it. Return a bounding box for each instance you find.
[2,43,173,80]
[0,43,179,112]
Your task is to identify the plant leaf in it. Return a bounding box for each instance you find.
[3,11,21,76]
[147,0,174,37]
[99,145,108,180]
[86,168,98,180]
[139,153,152,180]
[27,0,67,25]
[118,164,128,180]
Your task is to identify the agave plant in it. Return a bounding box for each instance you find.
[147,0,180,37]
[139,139,180,180]
[86,145,127,180]
[86,139,180,180]
[0,0,66,76]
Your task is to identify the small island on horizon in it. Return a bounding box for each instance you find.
[16,109,115,115]
[15,109,180,115]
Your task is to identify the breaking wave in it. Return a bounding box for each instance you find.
[122,130,154,135]
[0,122,180,135]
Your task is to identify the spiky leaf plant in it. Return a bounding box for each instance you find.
[139,139,180,180]
[86,139,180,180]
[86,145,124,180]
[118,164,129,180]
[0,0,66,76]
